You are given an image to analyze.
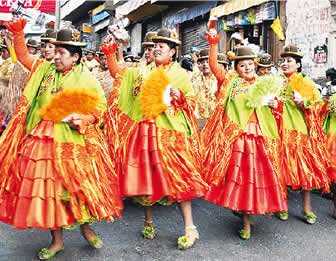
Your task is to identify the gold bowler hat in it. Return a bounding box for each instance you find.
[142,32,157,47]
[152,28,181,46]
[256,53,274,67]
[231,46,256,60]
[41,29,57,43]
[280,45,303,58]
[198,48,209,62]
[218,53,228,64]
[26,39,39,49]
[51,28,86,47]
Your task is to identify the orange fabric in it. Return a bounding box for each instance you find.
[204,113,287,214]
[5,19,35,71]
[281,128,330,191]
[100,43,121,78]
[0,120,123,229]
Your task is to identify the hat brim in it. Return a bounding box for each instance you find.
[27,44,39,48]
[41,37,56,43]
[51,41,87,47]
[197,55,209,62]
[142,42,155,47]
[256,62,274,67]
[280,51,303,58]
[152,36,181,46]
[218,61,229,65]
[231,55,256,60]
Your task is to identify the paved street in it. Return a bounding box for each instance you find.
[0,191,335,261]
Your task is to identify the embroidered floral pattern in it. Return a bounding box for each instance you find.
[132,74,143,98]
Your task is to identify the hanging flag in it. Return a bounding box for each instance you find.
[271,17,285,41]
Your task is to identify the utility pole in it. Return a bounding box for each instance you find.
[55,0,61,30]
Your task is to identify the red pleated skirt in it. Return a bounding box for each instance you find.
[204,114,288,214]
[120,120,205,203]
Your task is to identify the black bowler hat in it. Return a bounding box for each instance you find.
[51,28,86,47]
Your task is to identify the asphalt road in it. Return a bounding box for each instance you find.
[0,191,335,261]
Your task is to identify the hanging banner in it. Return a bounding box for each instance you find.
[248,8,256,24]
[222,17,233,31]
[0,0,56,13]
[271,17,285,41]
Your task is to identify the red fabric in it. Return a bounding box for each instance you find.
[120,121,172,202]
[204,113,288,214]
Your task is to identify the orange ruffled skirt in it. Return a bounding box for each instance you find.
[0,120,122,230]
[204,114,287,214]
[120,120,205,204]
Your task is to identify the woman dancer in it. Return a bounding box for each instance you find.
[0,19,123,259]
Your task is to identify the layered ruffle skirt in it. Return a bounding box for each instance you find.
[0,120,123,230]
[119,120,207,205]
[204,115,287,214]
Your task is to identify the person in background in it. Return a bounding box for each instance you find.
[217,53,228,71]
[256,53,273,76]
[93,51,114,99]
[84,49,99,71]
[142,31,156,65]
[181,57,193,80]
[192,48,218,132]
[322,68,336,100]
[26,38,39,55]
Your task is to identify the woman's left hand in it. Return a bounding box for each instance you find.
[267,99,278,109]
[170,86,181,100]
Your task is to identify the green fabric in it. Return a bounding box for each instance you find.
[323,112,336,135]
[223,73,279,139]
[117,62,194,137]
[23,61,106,144]
[280,72,322,134]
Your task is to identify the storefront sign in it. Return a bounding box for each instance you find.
[313,45,327,64]
[262,2,276,20]
[92,3,105,16]
[82,23,92,34]
[92,10,110,25]
[0,0,56,13]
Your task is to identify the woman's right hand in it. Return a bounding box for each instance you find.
[5,17,26,34]
[206,28,220,45]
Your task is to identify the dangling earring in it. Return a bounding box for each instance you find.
[72,60,77,67]
[170,56,173,62]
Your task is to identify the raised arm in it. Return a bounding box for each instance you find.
[207,33,226,87]
[100,42,122,78]
[5,18,35,71]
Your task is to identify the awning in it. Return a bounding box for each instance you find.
[210,0,270,17]
[116,0,168,22]
[165,1,217,27]
[94,18,110,32]
[115,0,151,18]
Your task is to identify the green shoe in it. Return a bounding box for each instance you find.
[278,211,288,221]
[239,229,251,240]
[38,244,64,260]
[177,226,199,250]
[304,212,316,224]
[142,226,155,240]
[87,235,103,249]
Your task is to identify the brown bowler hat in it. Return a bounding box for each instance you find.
[41,29,57,43]
[96,51,105,57]
[26,39,39,49]
[256,53,274,67]
[51,28,86,47]
[152,28,181,46]
[231,46,256,60]
[280,45,303,58]
[218,53,228,64]
[198,48,209,62]
[142,32,157,47]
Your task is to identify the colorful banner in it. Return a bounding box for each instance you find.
[0,0,56,13]
[271,17,285,41]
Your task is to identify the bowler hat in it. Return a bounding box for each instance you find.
[218,53,228,65]
[26,39,39,49]
[231,46,256,60]
[198,49,209,62]
[142,32,157,47]
[41,29,57,43]
[51,28,86,47]
[152,28,181,46]
[280,45,303,58]
[256,53,274,67]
